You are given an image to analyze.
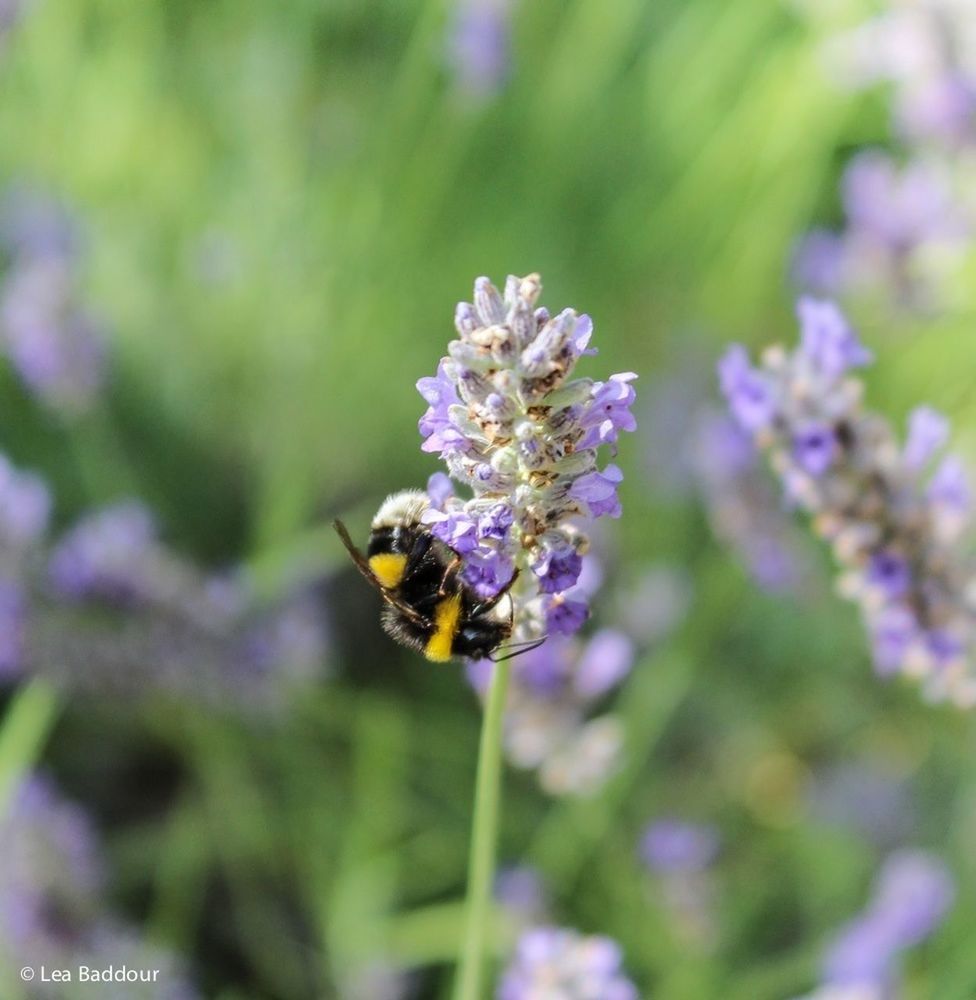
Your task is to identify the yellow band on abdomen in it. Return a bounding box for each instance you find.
[368,553,408,589]
[425,594,462,662]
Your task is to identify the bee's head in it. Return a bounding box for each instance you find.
[453,616,512,661]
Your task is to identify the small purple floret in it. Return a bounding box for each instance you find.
[578,372,638,451]
[533,546,583,594]
[640,819,719,874]
[718,345,776,432]
[543,594,590,635]
[570,465,624,519]
[867,551,911,599]
[794,423,838,477]
[797,296,872,376]
[904,406,949,470]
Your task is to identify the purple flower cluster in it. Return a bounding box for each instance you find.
[793,1,976,313]
[720,299,976,707]
[495,866,550,928]
[0,188,106,414]
[691,409,811,593]
[798,851,954,999]
[0,452,51,549]
[37,503,328,709]
[640,819,719,874]
[0,774,200,1000]
[616,563,692,646]
[0,458,328,709]
[825,1,976,149]
[792,153,969,310]
[49,501,161,607]
[446,0,513,98]
[466,614,634,796]
[642,351,809,593]
[640,819,720,950]
[418,274,637,640]
[807,762,914,850]
[0,0,25,41]
[497,925,638,1000]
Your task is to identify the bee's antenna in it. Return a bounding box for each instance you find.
[488,635,548,663]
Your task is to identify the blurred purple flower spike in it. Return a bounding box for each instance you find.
[811,850,954,998]
[447,0,513,99]
[720,299,976,707]
[0,188,107,414]
[498,925,638,1000]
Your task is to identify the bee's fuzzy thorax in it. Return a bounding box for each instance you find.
[371,490,430,531]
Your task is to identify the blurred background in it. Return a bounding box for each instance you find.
[1,0,975,997]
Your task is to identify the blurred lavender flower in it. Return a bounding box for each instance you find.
[692,409,811,593]
[640,818,720,950]
[466,622,634,795]
[843,153,962,253]
[76,927,202,1000]
[824,0,976,148]
[0,776,103,975]
[0,774,199,999]
[801,851,954,998]
[447,0,514,98]
[0,453,50,549]
[49,501,159,607]
[720,299,976,707]
[495,866,550,929]
[29,569,328,711]
[0,578,26,677]
[616,564,692,647]
[844,153,967,307]
[0,487,329,709]
[497,925,638,1000]
[641,818,719,874]
[418,274,636,642]
[0,188,76,259]
[792,229,847,298]
[797,0,976,314]
[807,763,914,849]
[642,346,810,594]
[0,0,27,42]
[0,188,106,414]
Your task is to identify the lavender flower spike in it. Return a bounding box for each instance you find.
[798,850,954,1000]
[498,925,638,1000]
[418,274,637,641]
[719,298,976,708]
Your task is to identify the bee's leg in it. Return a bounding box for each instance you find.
[437,555,462,596]
[471,568,520,616]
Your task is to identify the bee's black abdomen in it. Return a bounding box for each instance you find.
[340,489,515,663]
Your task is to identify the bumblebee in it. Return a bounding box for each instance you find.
[334,491,538,662]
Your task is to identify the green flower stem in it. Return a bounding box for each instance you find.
[453,657,512,1000]
[0,678,59,822]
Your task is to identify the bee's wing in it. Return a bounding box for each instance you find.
[332,519,427,624]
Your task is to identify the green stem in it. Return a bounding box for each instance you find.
[453,657,511,1000]
[0,679,60,821]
